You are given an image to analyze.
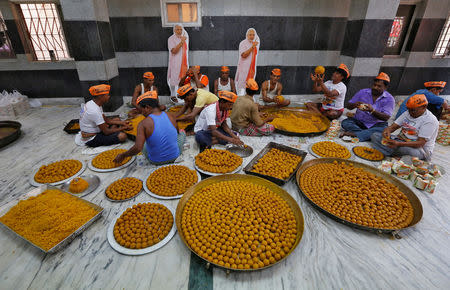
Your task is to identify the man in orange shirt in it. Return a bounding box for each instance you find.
[179,65,209,92]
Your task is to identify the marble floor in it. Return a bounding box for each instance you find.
[0,105,449,290]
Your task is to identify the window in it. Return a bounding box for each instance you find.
[0,11,15,59]
[433,14,450,58]
[384,5,415,55]
[161,0,201,27]
[14,3,70,61]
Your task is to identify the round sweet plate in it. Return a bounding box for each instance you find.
[143,165,201,200]
[307,142,353,160]
[104,178,143,202]
[60,174,101,197]
[88,155,136,173]
[29,160,87,187]
[107,204,177,255]
[193,159,243,176]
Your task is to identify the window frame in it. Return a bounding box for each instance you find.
[160,0,202,28]
[11,2,72,62]
[432,13,450,58]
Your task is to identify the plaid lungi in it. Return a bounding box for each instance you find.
[239,123,274,136]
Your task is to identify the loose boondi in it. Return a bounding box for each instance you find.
[299,161,414,229]
[181,180,298,270]
[113,203,173,249]
[195,149,242,173]
[34,159,82,183]
[353,146,384,161]
[106,177,142,200]
[124,115,146,136]
[147,165,198,197]
[266,110,328,133]
[311,141,351,159]
[92,149,131,169]
[251,148,303,180]
[0,189,98,251]
[168,105,194,130]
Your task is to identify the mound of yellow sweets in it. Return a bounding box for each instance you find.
[34,159,82,183]
[311,141,351,159]
[0,189,98,251]
[251,148,303,180]
[124,115,146,136]
[113,203,173,249]
[147,165,198,197]
[92,149,131,169]
[69,177,89,193]
[195,149,242,174]
[106,177,142,201]
[299,161,414,229]
[168,105,194,130]
[268,111,327,133]
[181,180,298,270]
[353,146,384,161]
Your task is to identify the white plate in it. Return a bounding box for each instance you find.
[307,143,353,160]
[107,204,177,256]
[104,178,143,202]
[88,155,136,172]
[29,160,87,187]
[143,165,201,200]
[193,159,242,176]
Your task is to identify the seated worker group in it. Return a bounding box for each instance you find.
[230,79,275,136]
[194,91,243,151]
[340,72,395,142]
[396,81,448,120]
[114,91,185,165]
[259,68,290,107]
[79,84,131,147]
[307,63,349,120]
[371,94,439,161]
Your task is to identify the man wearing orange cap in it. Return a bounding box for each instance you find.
[175,84,218,122]
[131,72,158,108]
[178,65,209,93]
[213,66,237,95]
[396,81,448,120]
[230,79,275,136]
[307,63,349,119]
[114,91,184,165]
[371,94,439,161]
[260,68,290,107]
[78,84,131,147]
[340,72,395,141]
[194,91,243,151]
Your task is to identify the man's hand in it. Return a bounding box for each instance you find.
[361,103,374,112]
[113,153,126,164]
[230,137,244,146]
[252,41,259,48]
[310,73,324,84]
[186,68,193,77]
[180,36,186,42]
[382,128,391,139]
[385,139,398,148]
[264,116,275,123]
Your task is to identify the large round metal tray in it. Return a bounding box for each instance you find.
[307,142,353,160]
[29,160,87,187]
[88,155,136,172]
[104,178,143,202]
[193,159,242,176]
[176,174,305,272]
[0,121,22,148]
[107,203,176,255]
[143,165,201,200]
[295,158,423,236]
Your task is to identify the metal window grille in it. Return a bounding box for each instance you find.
[0,11,15,58]
[387,17,404,48]
[19,3,70,61]
[433,15,450,58]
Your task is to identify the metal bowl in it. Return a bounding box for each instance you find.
[225,144,254,158]
[60,175,101,197]
[176,174,305,272]
[0,121,22,148]
[296,158,423,237]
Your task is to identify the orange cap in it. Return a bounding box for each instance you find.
[406,94,428,109]
[337,63,350,78]
[89,84,111,96]
[424,81,446,88]
[143,72,154,80]
[136,90,158,105]
[218,91,238,103]
[246,78,259,90]
[194,65,200,70]
[220,66,230,72]
[375,72,390,83]
[177,84,193,97]
[271,68,281,76]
